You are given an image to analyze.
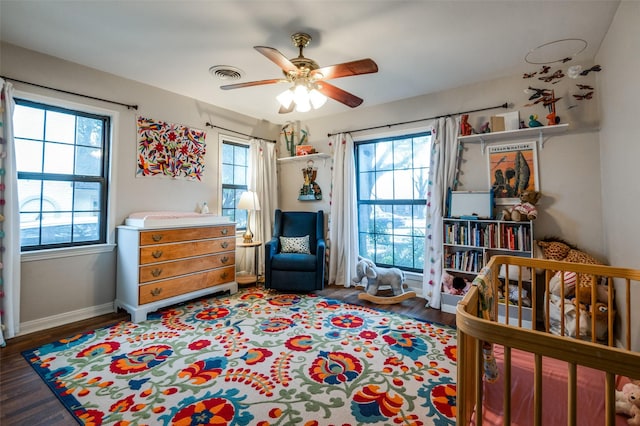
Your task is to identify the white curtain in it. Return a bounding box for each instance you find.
[423,116,459,309]
[0,79,21,345]
[249,139,278,278]
[328,133,359,286]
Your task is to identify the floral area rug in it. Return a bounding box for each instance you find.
[23,288,457,425]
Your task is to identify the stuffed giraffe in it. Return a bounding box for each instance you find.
[537,238,609,305]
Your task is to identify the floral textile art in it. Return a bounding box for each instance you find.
[136,116,206,181]
[23,288,457,425]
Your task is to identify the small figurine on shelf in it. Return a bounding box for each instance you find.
[460,114,473,136]
[528,114,543,127]
[298,160,322,201]
[480,122,491,133]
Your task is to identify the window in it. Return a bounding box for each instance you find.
[220,138,249,228]
[355,131,432,272]
[14,99,110,251]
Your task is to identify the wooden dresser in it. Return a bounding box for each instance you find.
[116,223,237,322]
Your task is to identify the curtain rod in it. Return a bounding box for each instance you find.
[1,75,138,110]
[327,102,510,137]
[205,122,277,143]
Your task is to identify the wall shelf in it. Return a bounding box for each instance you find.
[459,123,569,152]
[277,152,331,163]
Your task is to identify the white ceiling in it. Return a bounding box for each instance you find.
[0,0,619,125]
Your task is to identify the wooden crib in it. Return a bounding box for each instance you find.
[456,255,640,426]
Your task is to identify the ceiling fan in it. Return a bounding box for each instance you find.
[220,32,378,113]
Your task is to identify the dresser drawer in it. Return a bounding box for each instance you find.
[138,266,236,305]
[139,238,235,264]
[139,225,234,246]
[139,252,235,283]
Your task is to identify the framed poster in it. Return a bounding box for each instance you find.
[487,141,539,205]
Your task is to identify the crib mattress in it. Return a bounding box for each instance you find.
[474,345,628,426]
[124,211,230,229]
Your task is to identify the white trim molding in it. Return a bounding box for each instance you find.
[18,302,116,336]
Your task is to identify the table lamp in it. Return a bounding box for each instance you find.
[237,191,260,243]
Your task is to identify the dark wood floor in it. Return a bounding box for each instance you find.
[0,285,455,425]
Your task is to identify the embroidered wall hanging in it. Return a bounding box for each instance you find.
[136,116,206,181]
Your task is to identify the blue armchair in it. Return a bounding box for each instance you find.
[264,209,325,291]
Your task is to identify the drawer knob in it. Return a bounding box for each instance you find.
[221,272,228,280]
[221,256,229,263]
[152,250,163,259]
[150,288,162,296]
[151,268,163,277]
[221,241,229,249]
[152,234,163,242]
[221,228,228,235]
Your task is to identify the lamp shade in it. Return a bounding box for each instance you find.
[237,191,260,211]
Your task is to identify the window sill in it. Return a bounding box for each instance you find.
[21,243,117,262]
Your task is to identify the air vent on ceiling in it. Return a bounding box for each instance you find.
[209,65,244,81]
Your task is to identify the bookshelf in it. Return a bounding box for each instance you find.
[440,218,534,319]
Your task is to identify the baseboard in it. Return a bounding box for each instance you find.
[18,302,115,336]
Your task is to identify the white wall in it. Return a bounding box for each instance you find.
[300,64,605,259]
[596,0,640,350]
[1,42,280,327]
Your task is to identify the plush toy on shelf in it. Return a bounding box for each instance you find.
[503,190,541,221]
[442,271,471,296]
[616,380,640,425]
[528,114,543,127]
[460,114,473,136]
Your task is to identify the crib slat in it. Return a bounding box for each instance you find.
[560,273,566,337]
[626,278,631,350]
[607,277,614,347]
[591,274,598,343]
[504,346,512,425]
[545,270,551,333]
[567,363,577,426]
[530,267,537,329]
[475,341,484,426]
[605,372,615,426]
[534,354,542,426]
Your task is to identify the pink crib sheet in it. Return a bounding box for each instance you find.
[473,345,628,426]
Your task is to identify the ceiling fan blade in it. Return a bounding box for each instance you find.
[220,78,283,90]
[311,58,378,80]
[254,46,298,73]
[316,82,363,108]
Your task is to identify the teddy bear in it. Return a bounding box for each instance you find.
[616,380,640,425]
[503,190,541,222]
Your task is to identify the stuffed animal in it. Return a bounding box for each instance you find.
[442,271,471,296]
[353,257,406,296]
[503,190,541,222]
[460,114,473,136]
[616,380,640,425]
[537,238,610,305]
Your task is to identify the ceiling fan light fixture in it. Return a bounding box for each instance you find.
[295,98,311,113]
[309,88,327,109]
[276,89,294,109]
[293,84,310,104]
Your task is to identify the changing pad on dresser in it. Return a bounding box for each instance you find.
[124,211,230,229]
